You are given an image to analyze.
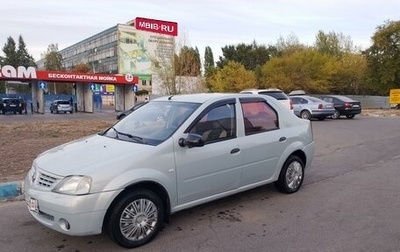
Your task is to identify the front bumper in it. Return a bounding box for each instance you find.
[24,174,121,236]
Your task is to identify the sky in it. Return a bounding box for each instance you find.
[1,0,399,62]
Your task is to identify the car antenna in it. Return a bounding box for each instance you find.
[168,96,174,100]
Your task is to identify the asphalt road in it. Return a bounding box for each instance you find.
[1,115,400,252]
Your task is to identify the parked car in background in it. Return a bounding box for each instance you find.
[0,97,24,114]
[315,95,362,119]
[240,88,293,111]
[50,100,73,114]
[116,101,147,120]
[24,93,315,248]
[290,95,335,120]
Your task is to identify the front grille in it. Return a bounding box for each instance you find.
[37,172,58,188]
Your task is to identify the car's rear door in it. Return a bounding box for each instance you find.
[238,97,286,185]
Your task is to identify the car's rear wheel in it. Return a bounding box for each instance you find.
[106,189,164,248]
[332,110,340,119]
[275,155,304,194]
[300,110,311,120]
[346,115,355,119]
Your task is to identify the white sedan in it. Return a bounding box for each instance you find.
[24,93,315,248]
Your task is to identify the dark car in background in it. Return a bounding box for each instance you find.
[315,95,362,119]
[0,97,24,114]
[50,100,73,114]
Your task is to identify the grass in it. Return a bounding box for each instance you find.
[0,119,114,183]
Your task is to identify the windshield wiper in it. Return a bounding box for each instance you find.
[112,127,144,143]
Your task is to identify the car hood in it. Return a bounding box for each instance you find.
[34,134,152,176]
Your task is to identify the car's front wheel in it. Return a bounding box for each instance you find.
[106,189,164,248]
[275,155,304,194]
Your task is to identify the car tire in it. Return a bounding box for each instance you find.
[332,110,340,119]
[275,155,304,194]
[300,110,311,120]
[346,115,355,119]
[106,189,164,248]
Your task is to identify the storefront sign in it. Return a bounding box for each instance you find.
[0,65,138,84]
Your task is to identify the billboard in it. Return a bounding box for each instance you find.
[117,25,175,77]
[135,17,178,36]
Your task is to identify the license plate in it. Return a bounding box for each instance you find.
[353,105,360,107]
[27,197,39,213]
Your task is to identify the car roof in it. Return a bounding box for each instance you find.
[152,93,241,104]
[240,88,284,94]
[317,95,357,101]
[290,95,325,101]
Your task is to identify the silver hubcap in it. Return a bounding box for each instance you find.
[120,199,158,241]
[332,111,339,119]
[286,161,303,190]
[301,112,309,119]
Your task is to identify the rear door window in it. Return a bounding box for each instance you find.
[241,101,279,135]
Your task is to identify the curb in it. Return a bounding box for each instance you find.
[0,181,24,201]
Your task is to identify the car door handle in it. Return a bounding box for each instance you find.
[279,137,287,142]
[230,148,240,154]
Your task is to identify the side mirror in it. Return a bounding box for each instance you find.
[178,133,204,148]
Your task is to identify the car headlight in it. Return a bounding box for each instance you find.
[52,176,92,195]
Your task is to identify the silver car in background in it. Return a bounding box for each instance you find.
[290,95,335,120]
[24,93,315,248]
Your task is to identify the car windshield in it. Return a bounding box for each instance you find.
[58,100,70,105]
[335,96,356,102]
[104,101,200,145]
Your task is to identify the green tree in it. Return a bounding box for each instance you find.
[2,36,19,66]
[43,43,63,71]
[17,35,36,67]
[260,49,333,94]
[208,61,256,92]
[175,46,201,76]
[204,46,215,78]
[43,43,71,94]
[1,35,35,93]
[275,33,305,56]
[328,53,367,95]
[314,30,355,57]
[217,41,277,72]
[363,20,400,95]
